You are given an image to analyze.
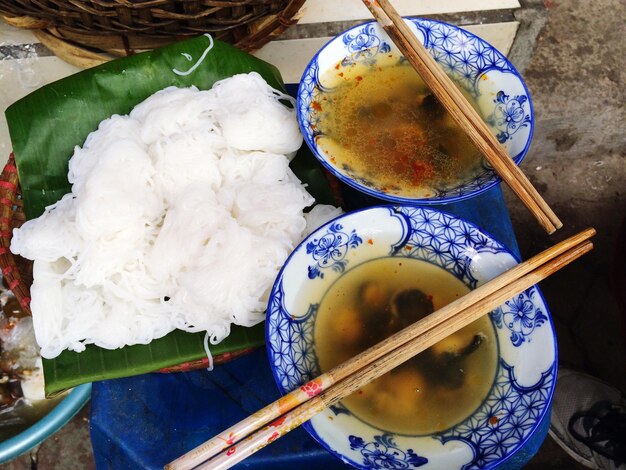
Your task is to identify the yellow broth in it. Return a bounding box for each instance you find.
[314,257,498,435]
[314,55,484,198]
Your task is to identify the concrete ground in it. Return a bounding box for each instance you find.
[2,0,625,468]
[505,0,626,397]
[505,0,626,467]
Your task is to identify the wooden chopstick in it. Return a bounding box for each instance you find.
[166,228,595,470]
[189,239,594,470]
[196,240,592,470]
[361,0,562,234]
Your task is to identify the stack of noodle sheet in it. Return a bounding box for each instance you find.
[11,72,339,359]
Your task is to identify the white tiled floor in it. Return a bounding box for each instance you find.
[297,0,520,24]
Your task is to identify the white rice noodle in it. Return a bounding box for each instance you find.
[11,72,332,359]
[11,194,79,262]
[211,74,302,156]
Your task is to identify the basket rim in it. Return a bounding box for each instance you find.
[0,0,306,62]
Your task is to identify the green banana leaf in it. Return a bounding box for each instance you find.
[5,35,334,396]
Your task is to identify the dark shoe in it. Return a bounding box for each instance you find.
[550,368,626,470]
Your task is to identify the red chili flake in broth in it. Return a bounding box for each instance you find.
[411,161,434,184]
[311,101,323,112]
[355,76,363,82]
[335,63,340,70]
[392,154,411,174]
[339,72,344,77]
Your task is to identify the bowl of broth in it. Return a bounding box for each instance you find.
[297,19,534,204]
[266,206,556,469]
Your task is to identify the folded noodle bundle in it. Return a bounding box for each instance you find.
[11,72,335,359]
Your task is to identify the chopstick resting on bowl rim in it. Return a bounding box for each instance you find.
[166,228,595,470]
[361,0,562,235]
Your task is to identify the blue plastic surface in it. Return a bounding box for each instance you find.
[91,350,341,469]
[0,383,92,464]
[90,184,552,469]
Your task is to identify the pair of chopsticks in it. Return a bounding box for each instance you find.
[362,0,562,234]
[166,227,595,470]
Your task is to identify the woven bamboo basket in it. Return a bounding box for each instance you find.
[0,155,32,312]
[0,154,258,372]
[0,0,305,68]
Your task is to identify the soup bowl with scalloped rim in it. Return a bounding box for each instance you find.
[266,206,556,469]
[297,19,534,205]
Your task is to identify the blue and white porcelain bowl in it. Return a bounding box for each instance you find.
[297,19,534,204]
[266,206,556,469]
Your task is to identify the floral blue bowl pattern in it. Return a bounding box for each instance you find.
[297,19,534,204]
[266,207,556,469]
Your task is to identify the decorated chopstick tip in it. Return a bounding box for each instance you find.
[269,415,287,427]
[277,393,300,415]
[220,432,237,446]
[299,377,325,397]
